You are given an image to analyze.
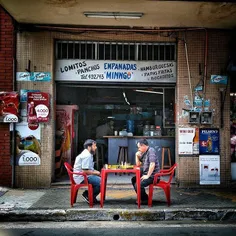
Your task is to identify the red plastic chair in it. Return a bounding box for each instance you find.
[64,162,93,208]
[148,163,177,207]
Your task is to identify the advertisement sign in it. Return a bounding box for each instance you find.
[199,128,220,155]
[210,75,228,84]
[27,92,50,123]
[15,122,41,166]
[0,91,19,123]
[55,60,176,83]
[199,155,220,185]
[16,72,51,81]
[178,128,195,155]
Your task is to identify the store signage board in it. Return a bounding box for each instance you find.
[16,72,51,81]
[199,155,220,185]
[199,128,220,155]
[178,128,195,155]
[55,60,176,83]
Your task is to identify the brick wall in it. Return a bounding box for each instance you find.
[176,30,231,187]
[0,6,15,187]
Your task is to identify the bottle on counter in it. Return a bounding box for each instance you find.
[154,126,162,136]
[150,125,155,136]
[143,125,150,136]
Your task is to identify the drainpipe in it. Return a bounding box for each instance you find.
[11,20,17,188]
[203,29,208,95]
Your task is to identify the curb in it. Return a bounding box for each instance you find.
[0,208,236,222]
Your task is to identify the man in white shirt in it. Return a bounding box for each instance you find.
[73,139,101,204]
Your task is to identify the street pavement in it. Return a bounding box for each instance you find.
[0,174,236,222]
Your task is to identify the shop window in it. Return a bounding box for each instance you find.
[164,88,175,128]
[55,41,176,61]
[98,44,105,60]
[56,86,176,138]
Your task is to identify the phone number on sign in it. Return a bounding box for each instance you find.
[81,74,104,80]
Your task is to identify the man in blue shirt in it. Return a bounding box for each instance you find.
[73,139,101,204]
[131,139,160,204]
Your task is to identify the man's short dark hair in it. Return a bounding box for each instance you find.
[137,138,149,146]
[84,139,96,149]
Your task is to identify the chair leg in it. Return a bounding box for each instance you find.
[168,149,171,168]
[88,185,93,208]
[161,148,164,169]
[148,184,154,207]
[74,189,79,204]
[71,187,75,207]
[163,186,171,206]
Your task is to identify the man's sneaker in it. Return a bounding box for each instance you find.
[81,191,89,204]
[93,198,100,204]
[136,199,148,205]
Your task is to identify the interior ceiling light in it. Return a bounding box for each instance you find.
[135,89,163,95]
[83,12,144,19]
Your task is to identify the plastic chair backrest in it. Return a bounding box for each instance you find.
[64,162,76,185]
[166,163,177,184]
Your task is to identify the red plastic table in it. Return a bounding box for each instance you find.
[100,166,141,208]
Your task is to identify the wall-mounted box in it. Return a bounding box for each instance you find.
[189,111,200,124]
[200,111,213,124]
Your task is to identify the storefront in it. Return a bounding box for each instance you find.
[7,29,230,188]
[54,40,177,175]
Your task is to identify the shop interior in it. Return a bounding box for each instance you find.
[55,84,175,179]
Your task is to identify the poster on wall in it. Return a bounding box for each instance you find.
[178,128,195,155]
[0,91,20,123]
[199,155,220,185]
[27,92,50,124]
[14,122,41,166]
[199,128,220,155]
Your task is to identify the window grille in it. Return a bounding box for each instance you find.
[56,41,176,61]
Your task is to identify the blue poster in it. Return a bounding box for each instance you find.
[199,128,220,155]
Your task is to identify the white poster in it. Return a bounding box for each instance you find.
[55,60,176,83]
[178,128,195,155]
[199,155,220,185]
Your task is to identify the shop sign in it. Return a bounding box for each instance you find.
[27,92,50,123]
[199,128,220,155]
[0,91,20,123]
[178,128,195,155]
[199,155,220,185]
[210,75,228,84]
[55,60,176,83]
[16,72,51,81]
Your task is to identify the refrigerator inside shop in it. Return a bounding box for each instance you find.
[55,105,79,177]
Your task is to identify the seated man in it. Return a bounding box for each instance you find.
[131,138,160,204]
[73,139,101,204]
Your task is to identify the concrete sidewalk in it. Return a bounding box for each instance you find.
[0,176,236,222]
